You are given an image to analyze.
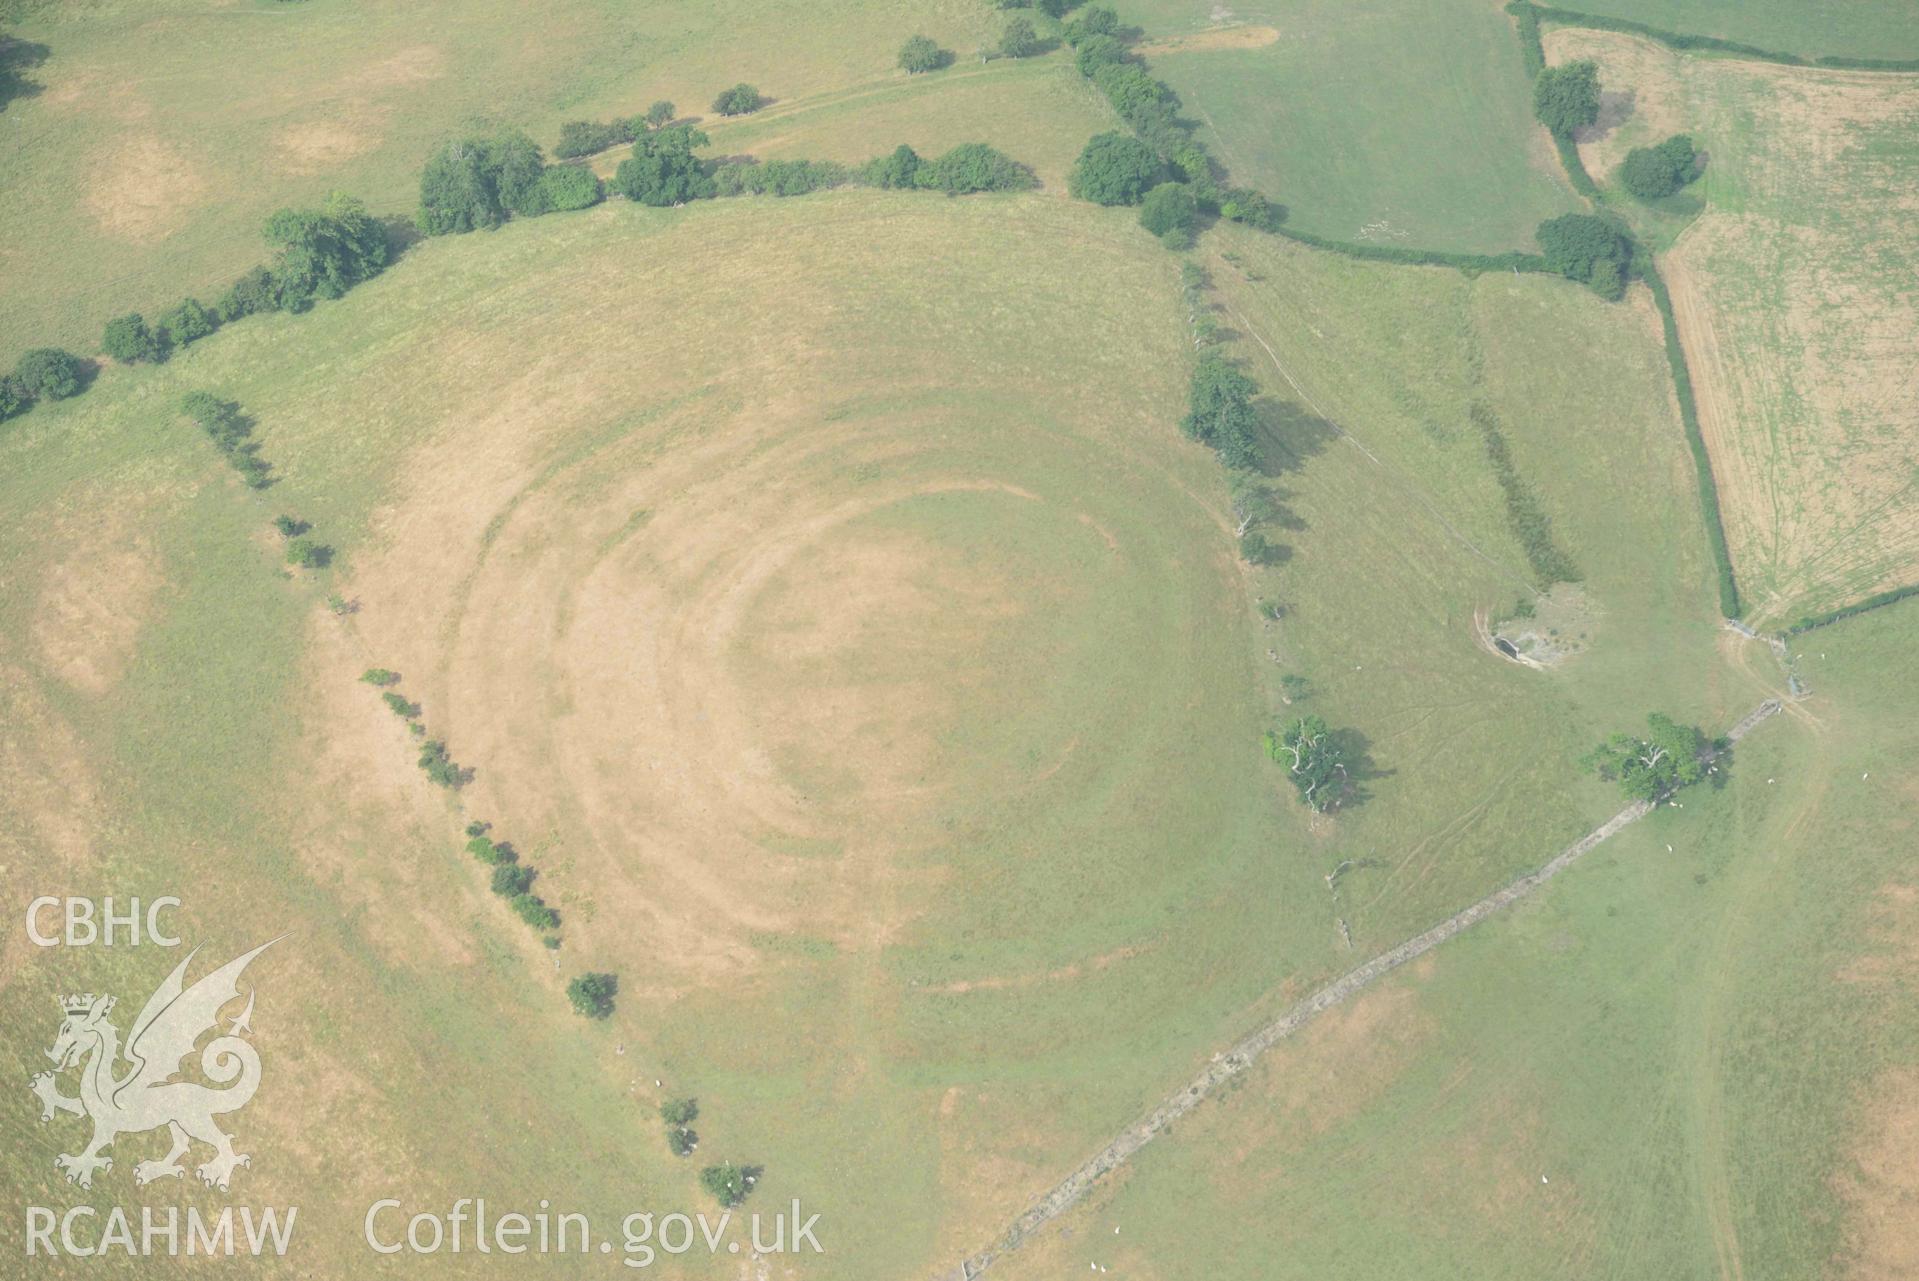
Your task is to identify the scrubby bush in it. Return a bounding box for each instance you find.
[712,158,847,198]
[418,739,467,789]
[1618,133,1698,199]
[14,348,85,400]
[524,164,604,214]
[216,267,281,322]
[614,125,715,205]
[1074,33,1127,76]
[1066,5,1119,40]
[645,100,676,129]
[567,971,618,1019]
[158,298,218,348]
[273,514,307,537]
[711,83,765,116]
[1138,182,1197,238]
[0,374,32,421]
[285,536,331,569]
[511,892,559,930]
[381,690,420,717]
[103,313,167,364]
[700,1162,761,1208]
[1068,131,1161,205]
[667,1127,698,1156]
[491,863,533,897]
[361,667,400,686]
[915,143,1032,194]
[464,820,490,838]
[1181,353,1262,470]
[1533,60,1600,136]
[1218,186,1275,228]
[661,1098,699,1126]
[554,117,639,160]
[899,35,948,73]
[861,144,923,189]
[998,17,1041,58]
[1536,213,1631,299]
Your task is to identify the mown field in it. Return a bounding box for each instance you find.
[995,599,1919,1281]
[1547,27,1919,627]
[1119,0,1584,253]
[0,0,1102,363]
[1535,0,1919,61]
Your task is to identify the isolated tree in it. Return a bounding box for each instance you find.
[711,83,765,116]
[1068,131,1160,205]
[700,1162,762,1208]
[645,100,676,129]
[1181,353,1261,470]
[1618,133,1698,200]
[158,298,218,348]
[1582,713,1706,801]
[1138,181,1197,238]
[614,124,714,205]
[1264,714,1350,812]
[899,35,946,73]
[14,348,85,400]
[361,667,400,686]
[660,1098,699,1126]
[272,514,306,537]
[1533,60,1601,136]
[999,17,1042,58]
[1536,213,1631,299]
[567,971,618,1019]
[667,1127,698,1156]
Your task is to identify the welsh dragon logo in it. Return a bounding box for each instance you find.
[29,938,279,1192]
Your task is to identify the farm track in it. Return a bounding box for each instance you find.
[935,697,1785,1281]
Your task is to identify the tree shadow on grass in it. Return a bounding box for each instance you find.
[1329,727,1390,811]
[1252,400,1339,478]
[0,34,49,114]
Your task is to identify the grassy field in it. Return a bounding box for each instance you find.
[1117,0,1584,253]
[1537,0,1919,61]
[0,0,1093,364]
[0,191,1339,1276]
[1547,28,1919,627]
[994,593,1919,1280]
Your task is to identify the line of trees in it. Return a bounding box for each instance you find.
[1058,7,1279,249]
[181,392,273,488]
[553,102,677,159]
[463,819,562,934]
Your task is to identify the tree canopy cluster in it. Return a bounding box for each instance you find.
[1618,133,1699,200]
[1536,213,1633,300]
[1582,713,1708,801]
[1180,353,1262,471]
[1533,60,1601,136]
[1,348,87,423]
[1069,131,1162,205]
[613,124,715,205]
[552,102,675,159]
[419,131,603,234]
[567,972,618,1019]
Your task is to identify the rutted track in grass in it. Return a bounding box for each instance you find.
[937,697,1785,1281]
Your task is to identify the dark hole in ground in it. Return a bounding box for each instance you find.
[1494,637,1519,658]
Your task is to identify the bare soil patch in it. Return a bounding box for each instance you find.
[1136,25,1280,55]
[84,134,210,243]
[1834,1069,1919,1280]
